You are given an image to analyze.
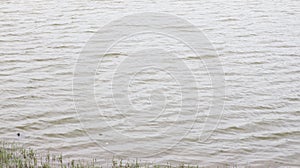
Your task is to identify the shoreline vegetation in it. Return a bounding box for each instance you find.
[0,141,199,168]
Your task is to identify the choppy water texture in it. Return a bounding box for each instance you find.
[0,0,299,167]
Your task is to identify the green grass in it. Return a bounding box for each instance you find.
[0,141,199,168]
[0,141,95,168]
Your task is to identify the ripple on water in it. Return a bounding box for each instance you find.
[0,0,299,166]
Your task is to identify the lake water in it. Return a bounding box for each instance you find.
[0,0,299,167]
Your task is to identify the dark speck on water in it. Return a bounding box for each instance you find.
[17,133,20,137]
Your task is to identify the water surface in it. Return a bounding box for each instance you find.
[0,0,299,166]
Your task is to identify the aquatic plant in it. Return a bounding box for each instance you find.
[0,141,199,168]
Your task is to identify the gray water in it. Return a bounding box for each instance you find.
[0,0,300,167]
